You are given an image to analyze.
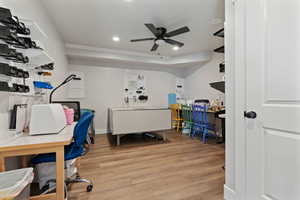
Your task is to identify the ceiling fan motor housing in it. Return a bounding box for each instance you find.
[156,27,167,38]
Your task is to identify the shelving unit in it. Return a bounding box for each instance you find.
[211,28,225,93]
[213,27,225,72]
[210,81,225,93]
[214,46,224,53]
[0,11,55,97]
[18,19,54,70]
[213,28,224,38]
[0,74,11,82]
[19,18,48,41]
[219,62,225,73]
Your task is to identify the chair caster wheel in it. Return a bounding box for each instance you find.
[91,137,95,144]
[87,184,93,192]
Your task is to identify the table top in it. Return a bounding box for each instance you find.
[0,123,76,152]
[110,106,170,111]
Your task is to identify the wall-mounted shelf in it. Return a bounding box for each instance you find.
[214,46,224,53]
[213,28,224,38]
[0,74,11,82]
[19,19,48,41]
[16,18,53,68]
[30,51,53,67]
[18,48,53,68]
[0,8,53,97]
[213,28,225,54]
[8,93,43,97]
[219,62,225,73]
[210,81,225,93]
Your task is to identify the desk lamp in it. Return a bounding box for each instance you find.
[49,74,81,103]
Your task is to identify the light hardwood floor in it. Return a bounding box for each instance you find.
[69,131,225,200]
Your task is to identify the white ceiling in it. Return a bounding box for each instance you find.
[41,0,224,56]
[41,0,224,71]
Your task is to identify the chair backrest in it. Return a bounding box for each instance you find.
[192,104,208,124]
[181,104,192,122]
[81,108,95,117]
[194,99,210,104]
[73,112,94,147]
[170,104,181,120]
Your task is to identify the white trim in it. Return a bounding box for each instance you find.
[65,43,212,67]
[232,0,247,199]
[225,0,236,193]
[225,0,248,199]
[66,43,169,59]
[224,185,237,200]
[225,0,247,199]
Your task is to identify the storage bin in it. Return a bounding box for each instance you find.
[35,159,77,190]
[0,168,34,200]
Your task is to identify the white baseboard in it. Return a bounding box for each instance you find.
[224,185,237,200]
[95,129,108,134]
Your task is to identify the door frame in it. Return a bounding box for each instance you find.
[225,0,247,199]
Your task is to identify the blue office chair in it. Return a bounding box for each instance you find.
[81,109,96,144]
[31,112,94,196]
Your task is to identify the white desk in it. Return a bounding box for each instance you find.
[109,107,172,146]
[0,123,76,200]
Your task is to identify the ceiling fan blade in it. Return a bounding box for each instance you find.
[151,43,159,51]
[145,23,160,37]
[165,26,190,37]
[164,39,184,47]
[130,38,155,42]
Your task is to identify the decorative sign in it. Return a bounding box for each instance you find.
[124,71,148,105]
[176,78,185,100]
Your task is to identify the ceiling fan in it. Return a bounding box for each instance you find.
[130,24,190,52]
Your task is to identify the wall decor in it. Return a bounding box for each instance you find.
[124,71,148,105]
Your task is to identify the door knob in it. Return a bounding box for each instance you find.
[244,111,257,119]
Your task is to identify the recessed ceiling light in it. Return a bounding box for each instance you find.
[173,46,180,51]
[112,36,120,42]
[124,0,133,2]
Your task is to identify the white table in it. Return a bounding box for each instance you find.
[109,107,172,146]
[0,123,76,200]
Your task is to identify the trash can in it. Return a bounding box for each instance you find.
[0,168,34,200]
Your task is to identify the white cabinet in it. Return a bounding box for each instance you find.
[109,107,172,145]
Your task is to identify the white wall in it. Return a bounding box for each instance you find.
[185,53,225,102]
[0,0,68,169]
[69,54,224,133]
[68,65,178,133]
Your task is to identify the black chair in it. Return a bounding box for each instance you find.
[52,101,81,121]
[194,99,210,104]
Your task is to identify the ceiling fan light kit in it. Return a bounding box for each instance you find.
[131,23,190,52]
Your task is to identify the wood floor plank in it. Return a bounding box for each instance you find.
[68,131,225,200]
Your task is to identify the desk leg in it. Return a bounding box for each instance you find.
[0,156,5,172]
[117,135,120,146]
[56,147,65,200]
[163,133,167,142]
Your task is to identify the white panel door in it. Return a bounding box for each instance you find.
[245,0,300,199]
